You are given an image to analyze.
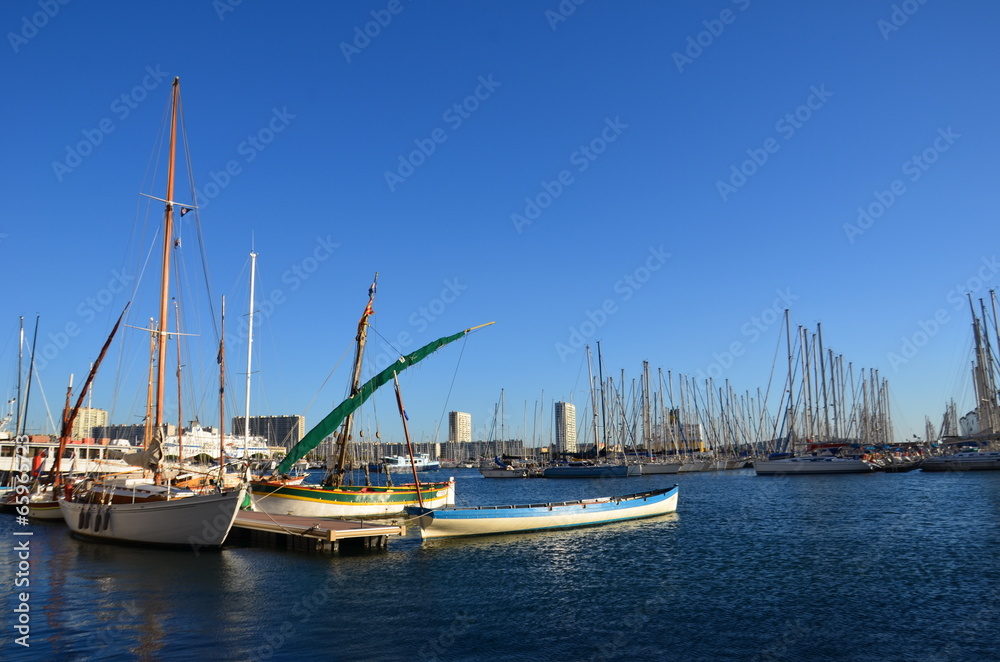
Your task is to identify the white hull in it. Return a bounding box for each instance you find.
[921,451,1000,472]
[58,486,247,547]
[251,481,455,518]
[480,468,529,478]
[754,457,874,475]
[639,463,682,475]
[678,461,710,472]
[413,487,679,539]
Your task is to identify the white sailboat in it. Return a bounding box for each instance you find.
[59,77,247,547]
[923,295,1000,472]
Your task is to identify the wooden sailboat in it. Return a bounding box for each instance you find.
[250,279,490,518]
[58,77,247,547]
[409,485,679,539]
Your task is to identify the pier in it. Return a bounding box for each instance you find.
[227,511,405,553]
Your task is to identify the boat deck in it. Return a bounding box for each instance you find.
[228,511,405,552]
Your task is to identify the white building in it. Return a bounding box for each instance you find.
[449,411,472,443]
[71,407,108,439]
[554,402,577,453]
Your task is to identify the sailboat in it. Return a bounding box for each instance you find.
[754,313,875,476]
[923,294,1000,472]
[250,279,491,518]
[58,77,247,547]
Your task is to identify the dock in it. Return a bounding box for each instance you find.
[227,510,405,553]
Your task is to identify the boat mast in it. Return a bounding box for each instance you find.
[218,297,227,483]
[244,250,257,458]
[586,346,598,454]
[392,372,423,507]
[784,309,794,451]
[326,273,377,487]
[19,315,39,437]
[596,341,608,456]
[14,316,22,436]
[174,300,183,465]
[154,77,180,447]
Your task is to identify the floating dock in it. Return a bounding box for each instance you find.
[227,510,405,553]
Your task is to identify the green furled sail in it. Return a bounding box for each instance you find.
[273,323,491,476]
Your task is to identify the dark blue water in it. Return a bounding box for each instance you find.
[2,469,998,661]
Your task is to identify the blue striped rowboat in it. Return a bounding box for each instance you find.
[407,485,678,539]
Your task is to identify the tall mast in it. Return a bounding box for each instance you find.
[14,316,23,436]
[19,315,39,437]
[174,300,183,465]
[218,296,227,483]
[586,346,598,453]
[243,250,257,457]
[596,341,608,454]
[784,309,794,447]
[155,77,180,431]
[327,273,377,487]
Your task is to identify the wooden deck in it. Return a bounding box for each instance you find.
[227,511,405,553]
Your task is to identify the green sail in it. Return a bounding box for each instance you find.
[273,326,476,476]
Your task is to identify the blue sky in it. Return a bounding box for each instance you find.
[2,0,998,445]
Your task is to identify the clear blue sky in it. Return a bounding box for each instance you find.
[3,0,998,445]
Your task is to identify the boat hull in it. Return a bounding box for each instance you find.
[754,457,874,475]
[543,464,630,478]
[921,451,1000,472]
[250,479,455,518]
[639,463,682,475]
[410,486,679,539]
[58,486,247,548]
[479,468,529,478]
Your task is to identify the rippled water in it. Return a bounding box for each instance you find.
[2,469,998,661]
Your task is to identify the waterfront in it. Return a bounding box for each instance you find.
[2,469,998,661]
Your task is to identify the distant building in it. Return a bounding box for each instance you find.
[71,407,107,439]
[448,411,472,443]
[231,415,305,448]
[95,423,177,445]
[554,402,577,453]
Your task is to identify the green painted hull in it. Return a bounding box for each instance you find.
[249,480,455,518]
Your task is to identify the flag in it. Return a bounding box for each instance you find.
[403,409,409,421]
[180,207,193,216]
[67,452,76,477]
[369,281,376,297]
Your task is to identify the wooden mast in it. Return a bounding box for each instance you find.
[326,273,378,487]
[155,77,180,436]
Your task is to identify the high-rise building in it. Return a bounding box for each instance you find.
[71,407,108,439]
[554,402,577,453]
[231,415,305,448]
[449,411,472,443]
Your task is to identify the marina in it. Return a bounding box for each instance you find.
[3,2,999,660]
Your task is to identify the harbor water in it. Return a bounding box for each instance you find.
[2,468,998,661]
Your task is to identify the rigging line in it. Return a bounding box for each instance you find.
[435,334,470,442]
[300,344,353,419]
[179,93,220,347]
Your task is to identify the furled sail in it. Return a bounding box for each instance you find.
[272,323,491,476]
